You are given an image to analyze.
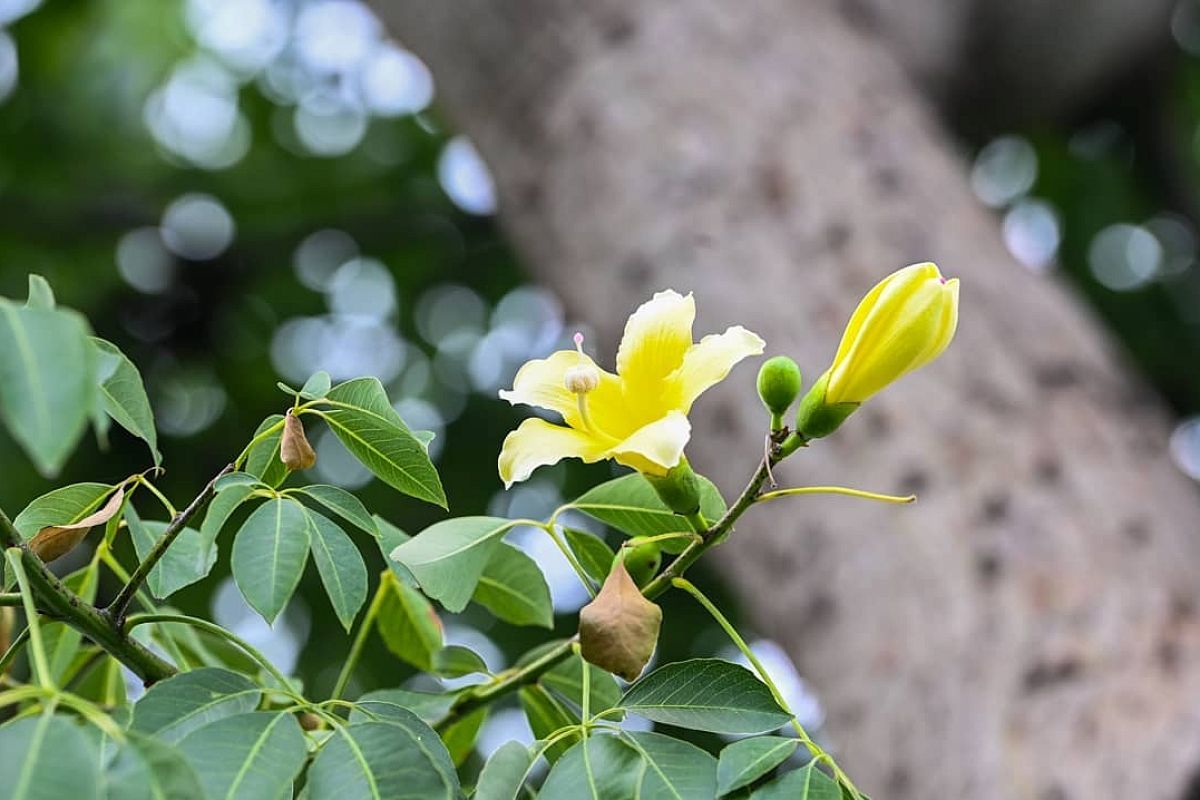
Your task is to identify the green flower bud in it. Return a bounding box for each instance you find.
[623,541,662,588]
[643,458,701,515]
[794,372,859,439]
[756,356,802,428]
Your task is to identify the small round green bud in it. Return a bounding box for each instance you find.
[623,541,662,588]
[644,459,701,515]
[757,356,802,423]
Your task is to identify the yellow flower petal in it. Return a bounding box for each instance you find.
[499,350,621,429]
[609,411,691,476]
[616,290,695,393]
[497,417,609,488]
[670,325,765,411]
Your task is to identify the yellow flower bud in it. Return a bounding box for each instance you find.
[824,262,959,404]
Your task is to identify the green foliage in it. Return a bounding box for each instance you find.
[0,274,869,799]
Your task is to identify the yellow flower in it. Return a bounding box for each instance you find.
[498,290,764,487]
[824,262,959,404]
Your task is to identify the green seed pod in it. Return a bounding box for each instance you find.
[623,541,662,588]
[757,356,802,426]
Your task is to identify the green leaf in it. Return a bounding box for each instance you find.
[307,713,461,800]
[303,506,368,630]
[375,515,417,585]
[472,542,553,628]
[130,668,261,743]
[126,505,217,599]
[749,763,841,799]
[518,685,578,764]
[13,482,114,538]
[231,498,311,624]
[201,483,254,539]
[300,371,332,399]
[568,473,726,552]
[619,659,791,734]
[42,566,99,683]
[391,516,516,612]
[562,527,616,583]
[319,377,445,507]
[433,644,489,678]
[350,688,455,725]
[214,472,265,492]
[105,732,207,800]
[538,735,641,800]
[623,731,718,800]
[90,337,160,465]
[441,706,487,767]
[0,300,95,476]
[717,736,800,795]
[0,712,101,800]
[295,484,378,537]
[25,274,55,309]
[376,574,443,670]
[246,414,288,488]
[474,741,532,800]
[177,712,307,800]
[538,650,622,717]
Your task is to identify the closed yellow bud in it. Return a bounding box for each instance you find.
[825,262,958,404]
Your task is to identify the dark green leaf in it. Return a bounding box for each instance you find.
[0,300,96,477]
[538,735,641,800]
[350,688,455,725]
[433,644,489,678]
[201,483,254,540]
[42,566,99,683]
[130,667,260,743]
[717,736,800,795]
[569,473,726,553]
[246,414,288,488]
[231,498,311,624]
[304,507,368,630]
[13,482,114,538]
[562,528,615,583]
[320,377,445,507]
[126,505,217,599]
[540,652,622,717]
[473,542,553,628]
[295,484,378,537]
[474,741,532,800]
[391,516,516,612]
[619,659,791,734]
[177,712,306,800]
[213,472,265,492]
[440,706,487,767]
[750,763,841,799]
[623,731,718,800]
[307,713,460,800]
[105,732,206,800]
[90,337,160,465]
[518,686,578,764]
[0,713,101,800]
[376,574,442,670]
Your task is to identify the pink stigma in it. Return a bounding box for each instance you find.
[574,332,585,347]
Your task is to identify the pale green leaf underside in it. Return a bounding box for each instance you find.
[391,516,516,612]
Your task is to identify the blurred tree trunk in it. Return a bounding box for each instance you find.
[380,2,1200,798]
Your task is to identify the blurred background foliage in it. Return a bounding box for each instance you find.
[2,0,1200,770]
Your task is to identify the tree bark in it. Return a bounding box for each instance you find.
[381,2,1200,797]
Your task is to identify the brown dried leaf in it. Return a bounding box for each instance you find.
[29,486,125,563]
[280,410,316,471]
[578,560,663,681]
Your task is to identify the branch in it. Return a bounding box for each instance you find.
[0,509,175,685]
[106,463,234,624]
[435,638,576,732]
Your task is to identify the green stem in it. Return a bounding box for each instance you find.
[99,553,190,669]
[0,594,22,607]
[671,577,861,799]
[136,476,178,518]
[542,524,597,598]
[330,579,386,702]
[435,638,576,732]
[756,486,915,505]
[107,463,234,624]
[125,613,299,701]
[0,628,30,676]
[233,418,286,469]
[4,550,51,689]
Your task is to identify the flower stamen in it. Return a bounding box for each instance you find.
[564,332,601,432]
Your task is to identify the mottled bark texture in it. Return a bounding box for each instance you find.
[379,2,1200,797]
